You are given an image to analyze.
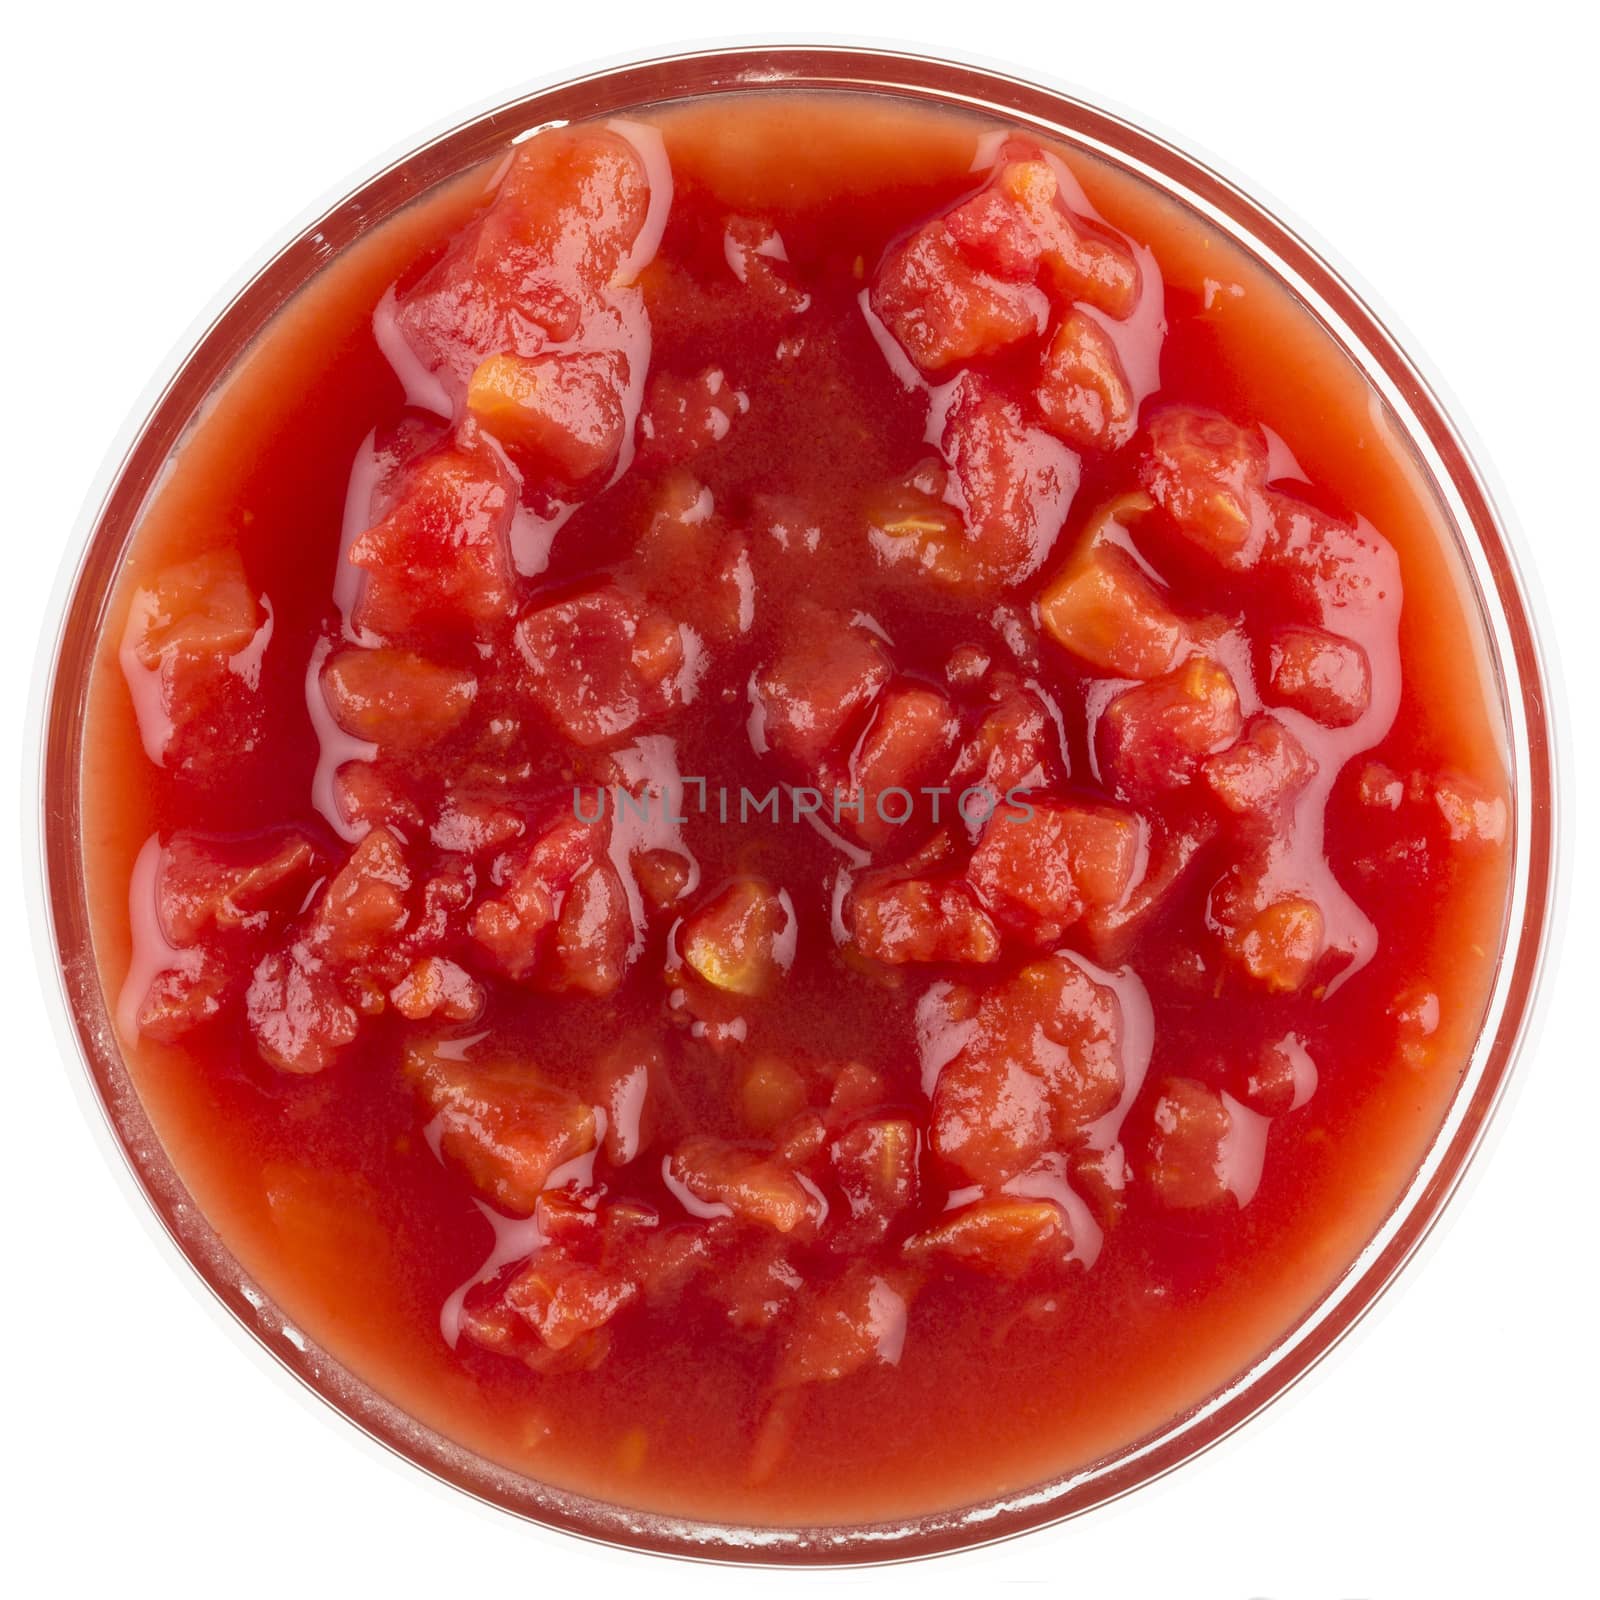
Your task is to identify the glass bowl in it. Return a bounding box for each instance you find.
[34,42,1558,1564]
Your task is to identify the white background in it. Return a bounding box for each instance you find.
[3,3,1594,1594]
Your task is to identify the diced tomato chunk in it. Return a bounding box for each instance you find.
[631,846,693,909]
[1267,625,1371,727]
[929,1029,1051,1188]
[502,1251,638,1352]
[707,1237,804,1331]
[667,1136,823,1234]
[1139,408,1269,567]
[631,473,752,643]
[1080,815,1216,964]
[1039,538,1187,679]
[967,798,1142,945]
[1391,982,1442,1069]
[245,943,359,1074]
[844,683,958,847]
[752,608,890,767]
[905,1197,1067,1277]
[1211,864,1326,993]
[849,876,1000,966]
[677,878,793,997]
[333,761,425,837]
[470,810,609,983]
[1100,658,1243,797]
[393,128,648,392]
[593,1033,659,1164]
[1233,897,1325,993]
[544,857,633,996]
[1263,494,1398,617]
[306,826,411,964]
[1203,715,1318,817]
[155,830,320,945]
[515,585,685,747]
[871,223,1043,372]
[1036,309,1137,451]
[1005,955,1126,1135]
[321,647,477,749]
[1430,772,1509,849]
[348,445,517,639]
[940,375,1080,589]
[739,1057,810,1135]
[828,1062,889,1117]
[948,154,1140,318]
[773,1262,911,1387]
[406,1045,597,1214]
[830,1118,919,1246]
[388,956,483,1022]
[128,549,261,670]
[928,952,1124,1185]
[1141,1077,1233,1209]
[950,681,1064,799]
[121,550,267,781]
[465,350,629,484]
[137,947,233,1042]
[862,462,974,588]
[1243,1032,1319,1115]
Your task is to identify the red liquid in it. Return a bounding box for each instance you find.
[80,94,1511,1525]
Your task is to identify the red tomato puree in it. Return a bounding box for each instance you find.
[81,94,1513,1524]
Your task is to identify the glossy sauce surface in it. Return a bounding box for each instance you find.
[82,93,1512,1525]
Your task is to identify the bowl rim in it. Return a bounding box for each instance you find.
[30,39,1561,1566]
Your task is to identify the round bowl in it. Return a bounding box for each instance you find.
[34,43,1558,1564]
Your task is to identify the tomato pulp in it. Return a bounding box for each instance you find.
[80,93,1513,1526]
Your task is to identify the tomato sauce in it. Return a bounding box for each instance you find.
[80,93,1512,1525]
